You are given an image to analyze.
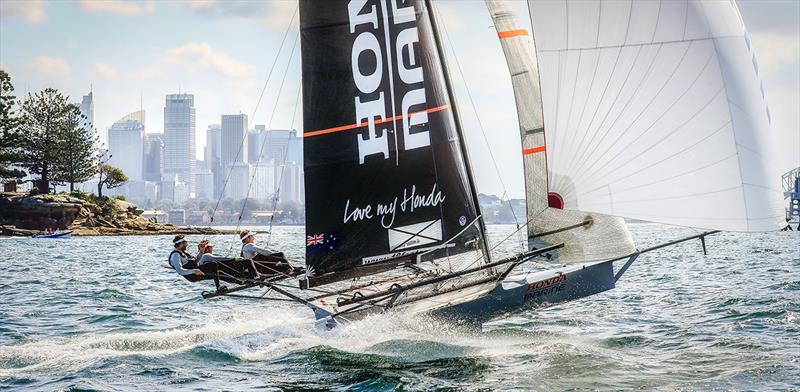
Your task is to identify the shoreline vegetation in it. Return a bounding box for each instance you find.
[0,192,236,237]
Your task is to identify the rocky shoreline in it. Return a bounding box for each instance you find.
[0,192,237,237]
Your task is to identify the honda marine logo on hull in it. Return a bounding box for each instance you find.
[348,0,431,164]
[525,274,568,299]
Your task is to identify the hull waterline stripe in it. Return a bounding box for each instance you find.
[522,146,546,155]
[303,104,451,138]
[498,29,528,39]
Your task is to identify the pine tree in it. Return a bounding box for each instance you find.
[97,163,128,198]
[55,104,98,191]
[17,88,72,193]
[0,70,26,186]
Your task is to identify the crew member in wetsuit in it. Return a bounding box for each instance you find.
[239,230,297,276]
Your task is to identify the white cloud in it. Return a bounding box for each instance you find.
[94,62,162,80]
[95,63,120,79]
[750,32,800,74]
[163,42,255,78]
[74,0,154,16]
[0,0,47,23]
[184,0,296,32]
[766,87,800,172]
[29,55,70,80]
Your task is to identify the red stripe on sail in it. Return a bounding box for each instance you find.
[303,104,450,138]
[498,29,528,39]
[522,146,546,155]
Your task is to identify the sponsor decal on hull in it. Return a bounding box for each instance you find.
[525,274,567,299]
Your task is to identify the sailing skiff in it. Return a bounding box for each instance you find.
[203,0,784,329]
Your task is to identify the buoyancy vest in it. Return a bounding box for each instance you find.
[168,249,197,270]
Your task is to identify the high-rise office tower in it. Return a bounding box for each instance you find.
[143,133,164,182]
[265,129,295,166]
[221,114,248,170]
[279,161,304,204]
[108,110,145,181]
[204,124,221,170]
[224,162,251,200]
[163,94,196,195]
[248,124,267,163]
[251,160,276,200]
[79,90,94,137]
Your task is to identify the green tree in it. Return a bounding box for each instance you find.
[17,88,73,193]
[55,104,97,191]
[0,70,26,185]
[96,163,128,198]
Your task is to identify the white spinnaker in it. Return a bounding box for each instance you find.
[528,0,784,232]
[487,0,635,263]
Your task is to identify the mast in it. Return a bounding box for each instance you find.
[424,0,493,264]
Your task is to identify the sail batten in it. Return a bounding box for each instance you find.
[527,0,784,232]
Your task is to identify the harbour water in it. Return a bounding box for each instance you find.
[0,224,798,391]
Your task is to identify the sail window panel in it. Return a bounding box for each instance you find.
[596,0,632,48]
[565,0,600,49]
[651,0,688,43]
[623,0,661,46]
[528,0,567,51]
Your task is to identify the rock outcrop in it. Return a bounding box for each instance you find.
[0,193,235,237]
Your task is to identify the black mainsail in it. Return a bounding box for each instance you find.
[301,0,488,287]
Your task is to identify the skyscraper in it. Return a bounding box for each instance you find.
[163,93,196,195]
[204,124,224,199]
[248,124,267,163]
[108,110,145,181]
[204,124,221,170]
[79,90,94,136]
[143,133,164,182]
[220,114,248,170]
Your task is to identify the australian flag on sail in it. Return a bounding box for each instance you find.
[306,233,340,253]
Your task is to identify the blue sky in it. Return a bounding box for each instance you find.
[1,0,798,198]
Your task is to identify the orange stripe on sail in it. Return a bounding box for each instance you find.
[522,146,546,155]
[498,29,528,39]
[303,104,450,138]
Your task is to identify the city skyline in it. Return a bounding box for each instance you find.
[1,0,798,199]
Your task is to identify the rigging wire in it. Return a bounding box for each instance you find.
[210,5,298,227]
[235,31,301,240]
[265,85,302,248]
[435,6,522,233]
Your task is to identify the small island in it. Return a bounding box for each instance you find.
[0,191,235,237]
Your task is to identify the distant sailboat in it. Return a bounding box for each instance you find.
[204,0,784,328]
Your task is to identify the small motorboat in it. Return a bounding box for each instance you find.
[32,231,72,239]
